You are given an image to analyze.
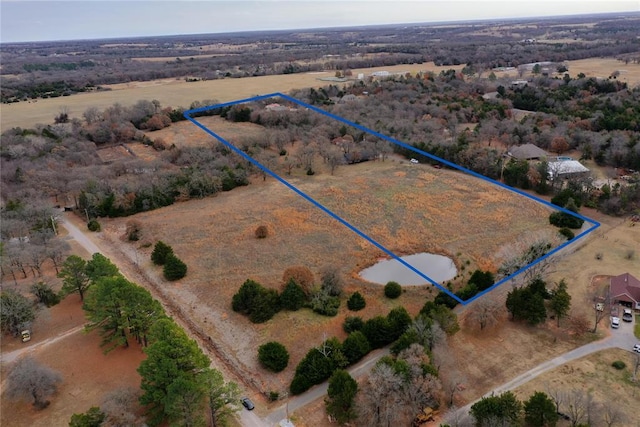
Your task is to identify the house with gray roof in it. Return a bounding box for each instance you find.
[508,144,548,160]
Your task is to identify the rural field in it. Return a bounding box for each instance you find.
[0,62,460,132]
[4,57,639,132]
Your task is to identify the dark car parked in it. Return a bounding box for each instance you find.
[241,397,254,410]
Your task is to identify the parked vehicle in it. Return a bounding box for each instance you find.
[611,317,620,329]
[633,344,640,353]
[241,397,254,410]
[622,308,633,322]
[21,330,31,342]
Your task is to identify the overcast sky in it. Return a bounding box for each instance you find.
[1,0,638,43]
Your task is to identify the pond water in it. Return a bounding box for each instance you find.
[359,253,457,286]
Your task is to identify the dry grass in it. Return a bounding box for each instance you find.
[513,348,640,423]
[1,62,461,132]
[565,58,640,86]
[98,158,558,396]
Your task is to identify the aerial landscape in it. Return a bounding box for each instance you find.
[1,2,640,426]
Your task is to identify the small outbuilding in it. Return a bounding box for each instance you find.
[610,273,640,310]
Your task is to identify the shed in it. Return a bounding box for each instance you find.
[610,273,640,310]
[508,144,548,160]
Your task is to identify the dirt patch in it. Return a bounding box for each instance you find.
[1,299,145,427]
[95,144,134,163]
[565,58,640,87]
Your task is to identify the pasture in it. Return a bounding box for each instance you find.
[98,149,558,393]
[0,63,459,132]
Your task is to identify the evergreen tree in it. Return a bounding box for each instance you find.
[163,254,187,281]
[280,278,306,311]
[326,370,358,424]
[524,391,558,427]
[347,292,366,311]
[151,241,174,265]
[58,255,90,300]
[549,279,571,327]
[138,319,210,426]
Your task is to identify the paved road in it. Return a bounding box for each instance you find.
[265,348,390,425]
[450,315,639,422]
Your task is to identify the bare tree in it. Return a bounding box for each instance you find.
[6,356,62,409]
[441,405,474,427]
[600,400,626,427]
[467,298,501,330]
[356,363,405,427]
[587,286,610,333]
[544,383,566,414]
[564,389,586,427]
[100,387,141,427]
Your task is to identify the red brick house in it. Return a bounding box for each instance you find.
[610,273,640,310]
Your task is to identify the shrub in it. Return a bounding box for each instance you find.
[361,316,392,349]
[311,289,340,316]
[258,342,289,372]
[347,292,366,311]
[611,360,626,370]
[384,281,402,299]
[280,279,306,311]
[163,254,187,281]
[268,391,279,401]
[558,227,575,240]
[254,225,269,239]
[87,219,101,232]
[343,316,365,333]
[549,211,584,229]
[232,279,280,323]
[151,241,174,265]
[125,220,142,241]
[31,282,60,307]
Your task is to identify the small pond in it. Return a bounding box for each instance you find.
[359,253,457,286]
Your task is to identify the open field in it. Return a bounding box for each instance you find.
[94,154,559,395]
[0,62,461,132]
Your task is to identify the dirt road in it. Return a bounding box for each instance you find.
[0,325,84,365]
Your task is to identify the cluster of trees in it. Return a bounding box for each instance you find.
[291,300,459,397]
[137,318,241,426]
[467,388,629,427]
[232,266,344,323]
[151,241,187,281]
[0,252,117,339]
[65,253,241,426]
[69,387,143,427]
[506,277,571,326]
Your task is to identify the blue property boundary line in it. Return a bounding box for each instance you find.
[185,93,600,305]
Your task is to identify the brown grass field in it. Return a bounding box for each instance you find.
[93,149,559,395]
[0,63,460,132]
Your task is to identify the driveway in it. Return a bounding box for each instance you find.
[450,311,639,422]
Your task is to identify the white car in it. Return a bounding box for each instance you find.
[622,308,633,322]
[611,317,620,329]
[633,344,640,353]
